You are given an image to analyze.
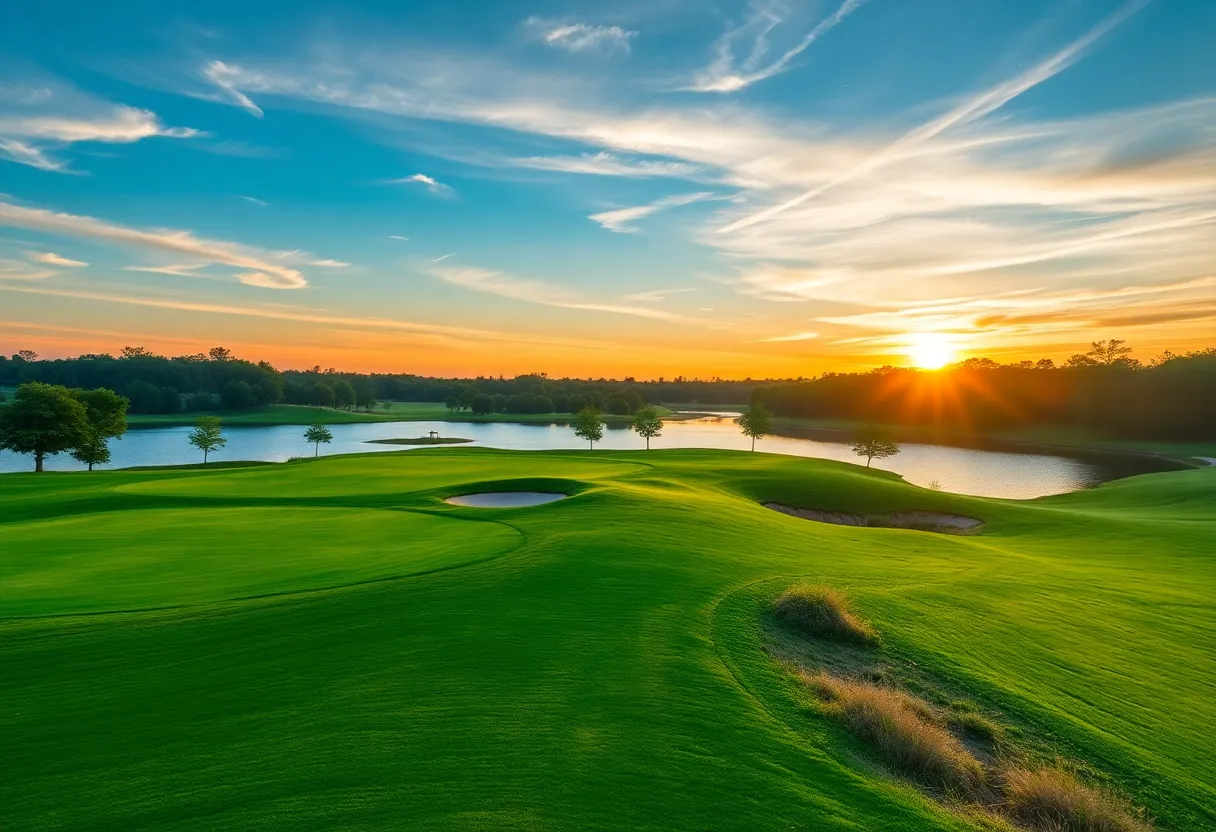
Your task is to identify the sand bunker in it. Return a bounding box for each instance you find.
[763,503,983,534]
[446,492,569,508]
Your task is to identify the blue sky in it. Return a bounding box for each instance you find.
[1,0,1213,376]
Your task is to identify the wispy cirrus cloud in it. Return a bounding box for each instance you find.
[388,235,410,241]
[590,192,715,233]
[390,173,455,197]
[0,259,55,281]
[689,0,871,93]
[434,266,706,324]
[754,331,819,343]
[202,60,264,116]
[620,287,696,303]
[513,152,699,179]
[430,252,456,263]
[0,80,203,172]
[28,251,87,267]
[239,195,268,206]
[524,18,637,54]
[0,199,336,289]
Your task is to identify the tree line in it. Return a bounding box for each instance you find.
[0,347,761,415]
[750,341,1216,441]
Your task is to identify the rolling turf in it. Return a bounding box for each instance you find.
[2,448,1213,831]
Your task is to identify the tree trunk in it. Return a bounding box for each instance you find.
[204,449,208,465]
[751,436,755,451]
[646,437,650,450]
[89,462,94,471]
[866,457,872,467]
[35,451,44,473]
[314,443,319,457]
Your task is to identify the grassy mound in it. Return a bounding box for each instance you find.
[1001,768,1153,832]
[772,584,880,645]
[806,672,984,794]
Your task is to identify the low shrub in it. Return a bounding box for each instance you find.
[772,584,879,645]
[806,672,984,795]
[1001,768,1152,832]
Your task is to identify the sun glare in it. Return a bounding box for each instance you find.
[908,332,956,370]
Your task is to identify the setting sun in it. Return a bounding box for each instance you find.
[907,332,956,369]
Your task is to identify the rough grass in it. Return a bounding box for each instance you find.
[772,584,880,645]
[1001,768,1153,832]
[805,672,985,795]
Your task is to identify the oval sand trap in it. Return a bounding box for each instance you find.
[447,492,569,508]
[764,503,983,534]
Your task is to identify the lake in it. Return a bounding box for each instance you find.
[0,414,1184,499]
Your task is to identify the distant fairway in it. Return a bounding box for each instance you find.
[3,449,1213,831]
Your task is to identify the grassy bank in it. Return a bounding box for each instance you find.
[3,449,1213,830]
[127,402,675,428]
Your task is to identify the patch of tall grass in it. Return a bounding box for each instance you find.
[772,585,879,645]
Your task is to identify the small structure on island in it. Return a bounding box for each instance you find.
[428,430,440,439]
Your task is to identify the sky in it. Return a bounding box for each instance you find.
[1,0,1214,378]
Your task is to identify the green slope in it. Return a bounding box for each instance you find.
[2,449,1213,831]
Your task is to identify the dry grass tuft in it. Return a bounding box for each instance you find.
[1001,768,1153,832]
[806,672,984,795]
[772,584,879,645]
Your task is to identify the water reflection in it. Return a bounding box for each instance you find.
[0,414,1177,499]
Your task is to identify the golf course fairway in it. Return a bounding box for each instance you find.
[3,448,1213,831]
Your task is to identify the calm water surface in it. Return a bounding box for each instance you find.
[0,414,1172,499]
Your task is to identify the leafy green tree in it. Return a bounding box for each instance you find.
[70,432,111,471]
[159,387,181,414]
[444,396,459,413]
[188,416,226,464]
[0,382,91,472]
[313,382,335,408]
[221,380,257,409]
[471,393,494,415]
[332,380,356,411]
[71,387,129,470]
[851,423,900,468]
[632,406,663,450]
[604,397,631,415]
[125,379,164,414]
[303,423,333,457]
[737,403,772,451]
[573,407,605,449]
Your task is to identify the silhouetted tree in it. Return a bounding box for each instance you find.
[332,380,356,411]
[221,380,257,409]
[851,424,900,468]
[738,403,772,451]
[313,382,335,408]
[304,424,333,457]
[632,406,663,450]
[188,416,226,464]
[573,407,605,449]
[604,397,631,415]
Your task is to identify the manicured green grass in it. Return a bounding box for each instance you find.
[127,402,675,428]
[2,449,1213,831]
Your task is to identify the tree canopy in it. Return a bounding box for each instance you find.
[737,403,773,451]
[304,424,334,457]
[0,382,92,472]
[188,416,226,464]
[851,424,901,468]
[632,407,663,450]
[573,407,605,449]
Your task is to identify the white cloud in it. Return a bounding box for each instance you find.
[590,192,715,233]
[388,235,410,241]
[513,152,699,179]
[202,60,264,117]
[0,259,55,281]
[524,18,637,54]
[390,173,455,196]
[124,263,210,277]
[0,199,333,289]
[240,195,268,206]
[690,0,870,93]
[430,253,456,263]
[28,251,87,267]
[434,266,700,323]
[308,258,351,267]
[0,80,203,173]
[754,331,819,343]
[620,288,696,303]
